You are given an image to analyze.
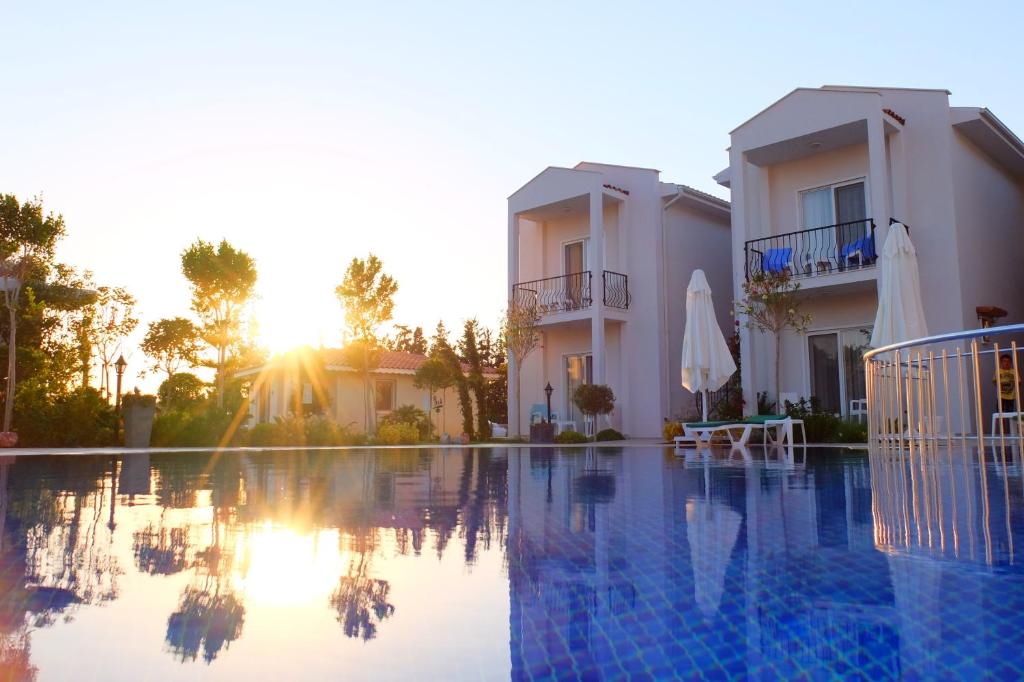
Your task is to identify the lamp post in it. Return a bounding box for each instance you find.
[544,382,553,424]
[114,355,127,411]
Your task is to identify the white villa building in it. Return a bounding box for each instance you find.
[716,86,1024,417]
[507,162,731,438]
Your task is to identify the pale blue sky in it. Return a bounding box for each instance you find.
[2,1,1022,386]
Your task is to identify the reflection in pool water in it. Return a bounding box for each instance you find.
[0,445,1018,679]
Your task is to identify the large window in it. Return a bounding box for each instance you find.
[375,380,396,413]
[807,328,872,415]
[800,180,868,267]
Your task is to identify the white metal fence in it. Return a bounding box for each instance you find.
[865,323,1024,444]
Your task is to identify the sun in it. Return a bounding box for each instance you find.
[254,295,336,354]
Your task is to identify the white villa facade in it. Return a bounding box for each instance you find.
[507,162,731,438]
[717,86,1024,417]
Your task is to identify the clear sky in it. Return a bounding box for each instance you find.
[2,1,1022,389]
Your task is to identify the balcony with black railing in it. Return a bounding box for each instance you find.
[744,218,878,282]
[513,270,629,316]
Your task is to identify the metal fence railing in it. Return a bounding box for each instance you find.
[512,270,630,315]
[744,219,877,281]
[864,323,1024,444]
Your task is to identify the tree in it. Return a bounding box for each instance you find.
[501,301,540,438]
[388,325,428,355]
[158,372,208,411]
[83,286,138,401]
[735,271,812,407]
[181,240,257,407]
[413,357,453,438]
[335,254,398,434]
[460,320,489,439]
[0,195,66,432]
[572,384,616,440]
[436,337,474,439]
[142,317,203,381]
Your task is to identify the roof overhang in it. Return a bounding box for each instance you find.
[951,107,1024,177]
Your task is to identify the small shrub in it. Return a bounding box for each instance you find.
[555,429,588,444]
[122,390,157,409]
[381,404,431,439]
[158,373,208,411]
[595,428,624,442]
[662,421,684,442]
[836,419,868,443]
[785,396,841,443]
[376,422,419,445]
[757,391,776,415]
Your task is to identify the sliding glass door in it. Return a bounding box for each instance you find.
[808,328,871,416]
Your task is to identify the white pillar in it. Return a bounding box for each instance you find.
[889,129,909,222]
[507,209,521,436]
[590,191,606,386]
[867,115,891,230]
[730,149,757,413]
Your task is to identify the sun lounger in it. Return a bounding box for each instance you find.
[675,415,806,448]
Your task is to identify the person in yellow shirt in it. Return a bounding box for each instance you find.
[996,354,1020,413]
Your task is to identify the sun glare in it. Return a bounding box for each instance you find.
[255,295,336,354]
[235,524,344,607]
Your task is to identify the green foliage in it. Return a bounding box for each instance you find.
[142,317,202,379]
[158,373,208,411]
[757,391,777,415]
[151,405,238,448]
[484,363,508,424]
[335,253,398,342]
[572,384,616,419]
[381,404,430,439]
[181,239,257,405]
[835,419,868,443]
[240,415,357,447]
[554,429,588,444]
[13,384,116,447]
[784,397,841,443]
[122,389,157,409]
[376,422,419,445]
[662,421,684,442]
[461,320,489,439]
[387,325,427,354]
[595,428,624,442]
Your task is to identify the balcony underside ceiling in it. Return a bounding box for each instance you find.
[745,117,900,167]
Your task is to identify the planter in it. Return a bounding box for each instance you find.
[123,404,156,448]
[529,422,555,444]
[0,432,17,448]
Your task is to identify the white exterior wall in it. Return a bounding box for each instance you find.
[509,163,731,437]
[724,86,1024,417]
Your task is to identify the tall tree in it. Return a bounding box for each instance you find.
[142,317,203,381]
[413,357,453,438]
[84,286,138,400]
[335,254,398,434]
[180,239,257,407]
[0,195,65,432]
[460,320,489,439]
[502,301,540,438]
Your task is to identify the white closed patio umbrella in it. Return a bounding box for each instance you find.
[682,269,737,422]
[871,223,927,348]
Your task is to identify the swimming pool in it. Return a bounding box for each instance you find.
[0,445,1019,679]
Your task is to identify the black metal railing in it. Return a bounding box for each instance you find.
[602,271,630,309]
[744,219,877,281]
[512,270,630,315]
[513,271,593,314]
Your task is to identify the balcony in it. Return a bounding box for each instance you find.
[513,270,630,315]
[744,219,877,282]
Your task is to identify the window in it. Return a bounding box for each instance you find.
[800,181,868,267]
[375,380,396,413]
[807,328,872,415]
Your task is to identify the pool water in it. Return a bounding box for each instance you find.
[0,445,1020,680]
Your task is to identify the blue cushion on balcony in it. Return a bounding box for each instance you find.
[841,237,876,262]
[762,248,793,274]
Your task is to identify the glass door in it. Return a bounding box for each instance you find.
[808,327,872,416]
[834,181,867,257]
[564,240,589,310]
[565,353,593,426]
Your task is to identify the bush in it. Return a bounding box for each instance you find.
[836,419,868,443]
[13,383,117,447]
[757,391,777,415]
[555,429,588,444]
[238,414,356,447]
[595,428,624,442]
[122,389,157,409]
[662,421,684,442]
[784,396,841,443]
[381,404,431,439]
[376,422,419,445]
[151,405,236,447]
[572,384,616,422]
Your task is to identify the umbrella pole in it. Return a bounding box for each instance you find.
[702,389,709,423]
